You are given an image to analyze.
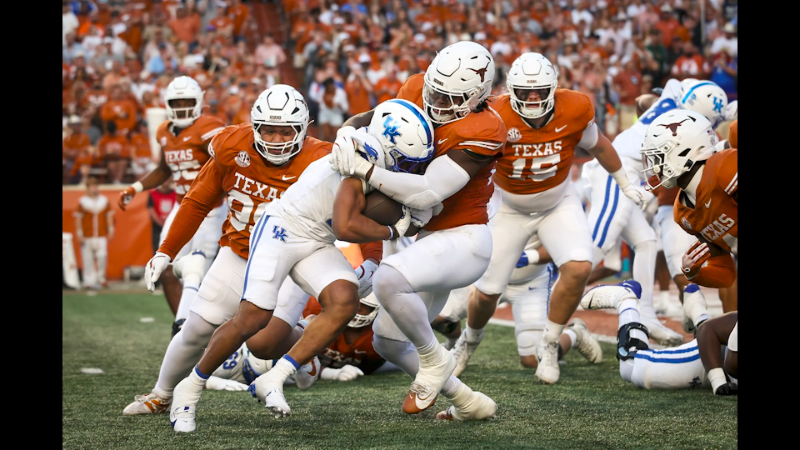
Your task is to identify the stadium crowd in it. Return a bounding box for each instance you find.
[63,0,737,186]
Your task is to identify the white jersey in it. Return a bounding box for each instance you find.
[210,344,248,384]
[265,129,382,243]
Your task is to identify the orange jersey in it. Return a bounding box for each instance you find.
[156,115,226,203]
[158,124,331,260]
[673,148,738,253]
[492,90,595,195]
[75,195,113,238]
[302,298,385,374]
[728,120,738,149]
[395,73,507,231]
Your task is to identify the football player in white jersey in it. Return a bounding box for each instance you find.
[580,280,738,395]
[169,99,436,431]
[437,233,603,370]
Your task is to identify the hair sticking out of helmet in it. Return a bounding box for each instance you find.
[422,41,495,125]
[640,109,717,191]
[368,99,435,174]
[166,76,204,128]
[251,84,310,165]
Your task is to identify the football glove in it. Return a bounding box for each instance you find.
[516,252,529,268]
[320,364,364,381]
[144,251,172,292]
[204,376,250,391]
[410,207,434,229]
[118,186,137,211]
[356,259,379,298]
[621,184,647,211]
[330,126,357,175]
[392,205,411,238]
[682,240,710,280]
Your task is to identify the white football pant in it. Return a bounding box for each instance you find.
[654,205,699,279]
[80,236,108,287]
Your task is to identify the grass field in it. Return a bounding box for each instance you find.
[63,291,737,449]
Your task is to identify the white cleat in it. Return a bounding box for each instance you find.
[640,316,685,347]
[294,356,321,391]
[122,392,171,416]
[655,292,684,318]
[250,371,292,418]
[170,378,203,433]
[435,391,497,421]
[535,339,560,384]
[403,345,456,414]
[568,318,602,363]
[682,284,708,334]
[580,280,642,310]
[450,330,483,377]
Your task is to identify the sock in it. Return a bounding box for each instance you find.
[442,377,474,408]
[543,320,565,344]
[175,274,201,323]
[269,356,299,385]
[708,367,727,393]
[465,325,484,343]
[417,336,442,365]
[188,365,210,387]
[563,329,578,347]
[618,299,648,342]
[659,291,671,309]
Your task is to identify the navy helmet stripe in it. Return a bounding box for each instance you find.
[387,99,432,145]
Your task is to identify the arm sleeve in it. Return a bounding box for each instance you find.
[577,122,600,150]
[688,253,736,288]
[359,241,383,263]
[366,154,471,210]
[158,160,226,259]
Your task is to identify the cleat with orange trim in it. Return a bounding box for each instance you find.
[122,392,172,416]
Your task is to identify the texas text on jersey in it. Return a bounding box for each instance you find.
[158,123,331,260]
[156,115,226,202]
[395,73,507,231]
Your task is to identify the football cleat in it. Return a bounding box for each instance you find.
[567,318,602,363]
[402,345,456,414]
[534,339,560,384]
[450,329,483,377]
[580,280,642,310]
[250,370,292,418]
[294,356,321,391]
[122,392,171,416]
[682,284,707,334]
[169,378,203,433]
[640,316,684,347]
[435,391,497,421]
[171,318,185,338]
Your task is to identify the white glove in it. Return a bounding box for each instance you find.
[724,100,738,121]
[330,126,357,175]
[432,203,444,216]
[204,376,250,391]
[355,259,379,298]
[621,184,646,211]
[144,251,172,292]
[320,364,364,381]
[392,205,412,238]
[409,207,433,229]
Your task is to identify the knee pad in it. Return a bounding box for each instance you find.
[617,322,650,361]
[172,250,207,281]
[515,330,542,357]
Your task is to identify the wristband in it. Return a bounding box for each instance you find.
[387,226,394,240]
[131,181,144,193]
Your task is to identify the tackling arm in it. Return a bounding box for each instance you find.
[331,177,394,243]
[363,149,490,210]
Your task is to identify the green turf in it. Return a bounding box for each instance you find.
[63,292,737,449]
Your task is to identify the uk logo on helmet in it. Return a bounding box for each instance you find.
[382,116,402,144]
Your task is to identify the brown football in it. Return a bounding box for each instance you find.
[363,190,403,226]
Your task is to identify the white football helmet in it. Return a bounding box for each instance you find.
[251,84,310,165]
[165,76,204,128]
[506,52,559,119]
[348,292,380,328]
[368,99,435,173]
[678,79,728,129]
[641,109,718,191]
[422,40,495,124]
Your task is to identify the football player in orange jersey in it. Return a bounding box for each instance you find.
[121,84,333,418]
[640,109,737,334]
[117,76,227,336]
[451,52,645,385]
[330,41,505,420]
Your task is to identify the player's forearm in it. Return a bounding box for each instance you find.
[158,196,217,259]
[137,165,173,192]
[342,109,374,129]
[333,212,392,243]
[367,155,470,210]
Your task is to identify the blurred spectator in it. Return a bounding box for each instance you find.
[98,121,131,185]
[311,77,348,142]
[255,34,287,83]
[101,84,137,135]
[710,22,737,59]
[374,68,402,105]
[64,115,91,184]
[654,4,681,47]
[169,4,201,47]
[74,176,115,290]
[129,120,156,180]
[207,98,229,124]
[344,63,373,117]
[613,58,643,132]
[63,2,80,46]
[228,0,251,42]
[209,2,235,39]
[671,41,708,81]
[64,33,86,64]
[709,49,737,101]
[148,178,176,253]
